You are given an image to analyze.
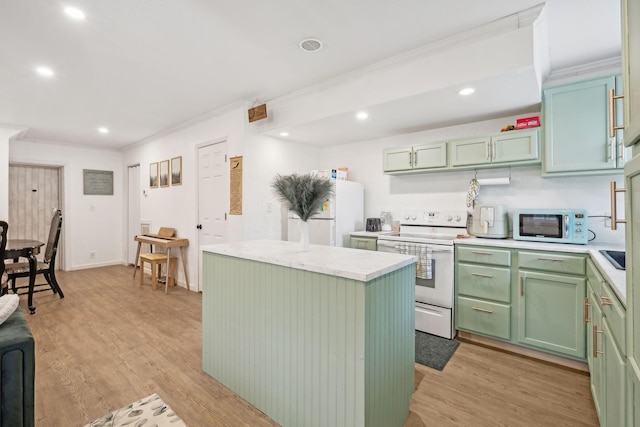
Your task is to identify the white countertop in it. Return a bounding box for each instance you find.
[349,230,393,237]
[455,237,626,306]
[201,239,417,282]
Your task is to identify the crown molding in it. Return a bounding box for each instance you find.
[124,99,250,151]
[543,56,622,87]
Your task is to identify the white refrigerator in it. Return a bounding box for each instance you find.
[287,180,364,247]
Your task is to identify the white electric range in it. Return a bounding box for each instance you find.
[377,210,467,339]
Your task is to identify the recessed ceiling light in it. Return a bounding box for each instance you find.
[459,87,475,96]
[356,111,368,120]
[35,66,54,78]
[98,127,109,134]
[64,6,86,20]
[299,38,323,53]
[279,132,289,137]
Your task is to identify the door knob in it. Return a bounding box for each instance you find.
[196,224,202,230]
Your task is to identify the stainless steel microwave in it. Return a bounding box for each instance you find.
[513,209,588,244]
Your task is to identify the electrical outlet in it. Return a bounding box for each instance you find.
[90,252,96,259]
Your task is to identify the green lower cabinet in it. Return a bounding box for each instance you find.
[456,296,511,340]
[350,236,377,251]
[517,271,586,359]
[603,318,626,427]
[590,290,604,419]
[628,362,640,427]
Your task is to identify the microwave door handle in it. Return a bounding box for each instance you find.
[564,215,569,238]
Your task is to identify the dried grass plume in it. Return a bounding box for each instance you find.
[272,173,333,221]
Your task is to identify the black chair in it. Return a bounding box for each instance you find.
[0,221,8,295]
[6,210,64,299]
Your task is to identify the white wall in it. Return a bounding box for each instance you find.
[121,103,322,291]
[9,140,124,270]
[320,114,626,246]
[0,127,26,220]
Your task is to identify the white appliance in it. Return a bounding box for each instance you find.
[287,180,364,247]
[377,209,467,339]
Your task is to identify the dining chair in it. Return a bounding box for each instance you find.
[6,210,65,299]
[0,221,8,295]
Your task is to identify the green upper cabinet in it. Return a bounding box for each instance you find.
[622,0,640,147]
[543,75,631,176]
[449,129,539,168]
[383,142,447,173]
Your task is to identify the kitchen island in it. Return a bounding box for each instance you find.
[201,240,417,427]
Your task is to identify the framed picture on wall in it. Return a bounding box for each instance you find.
[149,162,159,188]
[159,160,170,187]
[171,156,182,186]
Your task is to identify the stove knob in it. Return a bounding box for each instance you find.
[455,215,462,222]
[411,215,417,220]
[446,215,453,221]
[404,214,410,220]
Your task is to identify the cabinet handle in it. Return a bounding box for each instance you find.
[413,151,418,167]
[609,88,625,137]
[492,140,496,160]
[486,142,490,160]
[599,295,614,307]
[608,138,615,161]
[536,257,564,262]
[583,297,591,324]
[471,306,493,314]
[619,140,626,161]
[593,325,604,357]
[471,250,493,255]
[408,152,413,168]
[471,272,493,278]
[610,181,627,230]
[520,276,524,296]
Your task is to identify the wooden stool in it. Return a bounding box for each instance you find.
[139,253,178,293]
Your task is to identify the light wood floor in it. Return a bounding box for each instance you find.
[20,265,599,427]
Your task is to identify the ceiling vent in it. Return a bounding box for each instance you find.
[299,38,323,53]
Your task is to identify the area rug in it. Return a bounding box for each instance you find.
[84,393,188,427]
[415,331,460,371]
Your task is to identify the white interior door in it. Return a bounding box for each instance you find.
[197,140,228,291]
[127,164,141,265]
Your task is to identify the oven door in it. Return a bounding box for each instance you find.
[377,240,454,308]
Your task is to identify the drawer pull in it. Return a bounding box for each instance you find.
[471,306,493,314]
[583,297,591,324]
[593,325,605,357]
[599,295,614,307]
[536,257,564,262]
[471,272,493,278]
[470,251,493,255]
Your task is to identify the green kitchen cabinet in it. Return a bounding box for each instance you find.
[350,235,377,251]
[455,245,512,340]
[383,142,447,172]
[589,288,604,419]
[625,153,640,426]
[622,0,640,147]
[543,75,631,176]
[517,270,586,359]
[449,129,539,168]
[585,258,627,426]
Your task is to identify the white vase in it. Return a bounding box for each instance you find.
[299,220,310,252]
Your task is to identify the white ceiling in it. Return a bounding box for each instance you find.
[0,0,621,150]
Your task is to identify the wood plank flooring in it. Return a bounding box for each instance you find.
[20,265,599,426]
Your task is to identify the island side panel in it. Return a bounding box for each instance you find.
[365,263,416,427]
[202,252,368,427]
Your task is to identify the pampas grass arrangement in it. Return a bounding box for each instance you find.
[272,173,333,221]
